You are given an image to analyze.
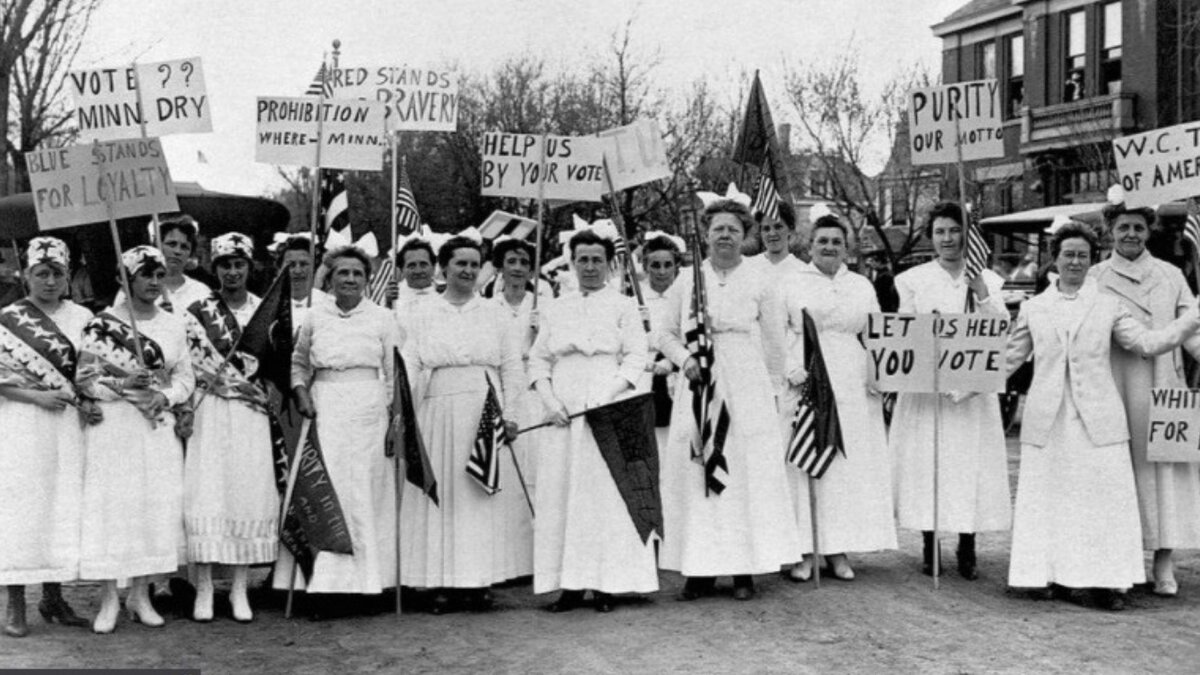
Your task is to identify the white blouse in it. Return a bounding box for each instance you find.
[291,295,400,393]
[894,260,1007,315]
[406,295,524,403]
[528,286,648,388]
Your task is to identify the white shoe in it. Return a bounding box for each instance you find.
[126,597,164,627]
[230,588,253,623]
[1154,578,1179,597]
[192,584,214,623]
[92,591,119,635]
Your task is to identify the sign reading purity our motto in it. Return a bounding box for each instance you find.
[907,80,1004,166]
[255,97,387,170]
[25,138,178,230]
[864,313,1011,393]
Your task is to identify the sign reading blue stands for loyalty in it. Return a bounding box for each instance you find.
[480,132,606,202]
[1147,388,1200,463]
[1112,122,1200,208]
[907,79,1004,166]
[254,97,386,170]
[69,58,213,141]
[25,138,179,230]
[864,313,1011,393]
[328,65,458,132]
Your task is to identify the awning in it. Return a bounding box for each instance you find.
[980,203,1106,232]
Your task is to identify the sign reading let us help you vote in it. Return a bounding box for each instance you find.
[1147,388,1200,462]
[1112,123,1200,208]
[25,138,178,230]
[864,313,1011,393]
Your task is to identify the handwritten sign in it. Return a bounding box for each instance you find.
[1147,388,1200,462]
[69,58,211,141]
[865,313,1011,393]
[1112,123,1200,208]
[907,80,1004,166]
[25,138,178,230]
[480,133,605,202]
[330,65,458,132]
[255,96,386,170]
[597,119,672,191]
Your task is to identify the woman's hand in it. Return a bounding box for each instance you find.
[967,273,989,301]
[123,370,153,391]
[542,396,570,427]
[174,408,194,440]
[79,399,103,426]
[504,420,520,443]
[866,380,882,398]
[651,359,674,376]
[146,392,169,419]
[682,356,701,383]
[294,386,316,419]
[787,365,808,388]
[30,389,73,411]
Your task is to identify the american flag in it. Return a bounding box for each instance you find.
[367,257,396,307]
[963,205,990,312]
[1184,212,1200,254]
[395,159,421,237]
[304,62,333,98]
[686,262,731,496]
[319,171,349,235]
[752,157,780,222]
[467,376,506,495]
[786,310,843,479]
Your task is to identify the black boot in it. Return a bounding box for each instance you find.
[38,583,88,628]
[592,591,614,613]
[677,576,715,601]
[732,575,755,601]
[957,533,978,581]
[4,586,27,638]
[545,589,585,613]
[922,531,943,576]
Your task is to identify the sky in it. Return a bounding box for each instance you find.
[72,0,967,197]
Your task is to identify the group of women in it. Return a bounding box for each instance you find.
[4,187,1200,638]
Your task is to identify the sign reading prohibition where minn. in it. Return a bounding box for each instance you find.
[1147,388,1200,463]
[864,313,1011,393]
[25,138,178,230]
[328,65,458,132]
[255,96,387,170]
[69,58,212,142]
[907,79,1004,166]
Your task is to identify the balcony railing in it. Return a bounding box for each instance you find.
[1019,93,1136,153]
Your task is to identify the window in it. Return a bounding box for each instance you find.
[1006,33,1025,116]
[1102,2,1122,94]
[1065,10,1086,101]
[978,41,997,80]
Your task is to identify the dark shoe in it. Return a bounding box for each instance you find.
[1093,589,1126,612]
[922,531,943,577]
[467,589,494,612]
[593,592,614,613]
[429,592,452,615]
[732,576,755,601]
[676,577,716,602]
[37,599,89,628]
[4,587,27,638]
[956,533,978,581]
[545,590,585,613]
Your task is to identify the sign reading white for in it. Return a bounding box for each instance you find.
[330,65,458,132]
[597,119,672,191]
[70,58,211,141]
[1112,123,1200,208]
[480,133,605,202]
[907,80,1004,166]
[1147,388,1200,462]
[25,138,178,230]
[255,97,386,170]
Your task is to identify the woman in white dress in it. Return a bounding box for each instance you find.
[1088,198,1200,596]
[401,234,523,613]
[891,201,1011,579]
[529,228,655,613]
[0,238,99,637]
[270,233,327,331]
[783,216,897,582]
[182,233,277,623]
[1005,222,1200,610]
[114,216,211,313]
[288,246,400,610]
[78,246,195,634]
[658,197,801,601]
[640,232,684,453]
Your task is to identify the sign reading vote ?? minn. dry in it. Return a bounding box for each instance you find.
[1147,388,1200,462]
[864,313,1011,393]
[25,138,178,230]
[69,58,212,142]
[255,97,386,170]
[1112,122,1200,208]
[328,65,458,132]
[907,80,1004,166]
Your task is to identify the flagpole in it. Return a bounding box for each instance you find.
[808,475,821,589]
[601,157,651,333]
[130,61,164,252]
[393,431,403,616]
[280,417,312,619]
[531,134,548,332]
[506,442,535,518]
[94,139,145,367]
[932,319,942,591]
[306,49,331,310]
[389,142,401,309]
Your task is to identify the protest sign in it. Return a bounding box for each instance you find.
[480,133,605,202]
[70,58,211,141]
[25,138,178,230]
[865,313,1011,393]
[907,80,1004,166]
[1112,122,1200,208]
[597,119,672,191]
[1147,388,1200,462]
[255,97,386,170]
[329,65,458,132]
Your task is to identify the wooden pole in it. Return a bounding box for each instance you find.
[280,417,313,619]
[530,134,548,331]
[388,139,401,309]
[393,436,403,615]
[808,475,821,589]
[130,62,163,250]
[305,52,329,310]
[94,140,145,366]
[932,318,942,590]
[601,157,650,332]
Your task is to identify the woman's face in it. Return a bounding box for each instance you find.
[644,250,678,293]
[282,249,313,289]
[27,262,67,304]
[444,247,481,294]
[1056,237,1093,287]
[706,213,746,261]
[160,229,192,275]
[401,250,433,290]
[501,249,531,287]
[931,216,965,263]
[759,217,791,255]
[129,266,165,304]
[330,256,367,303]
[1110,214,1149,260]
[809,225,848,274]
[215,257,250,293]
[573,243,610,292]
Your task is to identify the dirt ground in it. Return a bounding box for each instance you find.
[5,440,1200,674]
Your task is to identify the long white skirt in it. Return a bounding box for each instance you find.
[891,391,1012,533]
[274,378,396,594]
[783,332,896,554]
[0,400,84,585]
[503,381,539,578]
[659,332,802,576]
[1008,398,1145,590]
[184,397,278,565]
[534,353,658,595]
[401,365,524,587]
[80,403,184,580]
